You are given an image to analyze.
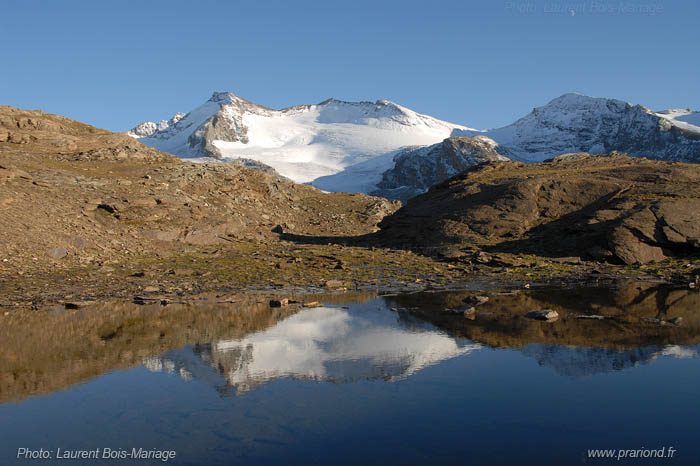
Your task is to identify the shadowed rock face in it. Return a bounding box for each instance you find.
[378,153,700,264]
[372,136,509,201]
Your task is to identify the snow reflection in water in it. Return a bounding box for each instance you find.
[144,305,480,394]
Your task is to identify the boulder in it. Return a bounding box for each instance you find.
[608,226,666,265]
[463,295,489,306]
[524,309,559,321]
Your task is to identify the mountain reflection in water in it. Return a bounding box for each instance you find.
[143,305,480,394]
[521,344,698,376]
[1,283,699,403]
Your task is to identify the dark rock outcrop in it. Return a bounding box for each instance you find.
[186,94,257,158]
[372,136,508,201]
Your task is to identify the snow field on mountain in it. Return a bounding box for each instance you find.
[214,107,462,187]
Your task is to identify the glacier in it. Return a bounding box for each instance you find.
[128,92,473,194]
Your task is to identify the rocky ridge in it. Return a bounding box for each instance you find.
[378,153,700,265]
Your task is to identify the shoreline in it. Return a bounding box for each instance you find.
[2,242,696,312]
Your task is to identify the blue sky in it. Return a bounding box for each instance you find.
[1,0,697,131]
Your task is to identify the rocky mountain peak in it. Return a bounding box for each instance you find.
[208,91,270,112]
[456,93,700,163]
[209,91,237,103]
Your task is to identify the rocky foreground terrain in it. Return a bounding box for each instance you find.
[1,106,699,310]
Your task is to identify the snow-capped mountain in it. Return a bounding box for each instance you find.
[455,93,700,163]
[128,112,186,138]
[129,92,700,199]
[128,92,473,193]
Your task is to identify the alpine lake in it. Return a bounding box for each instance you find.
[1,281,699,465]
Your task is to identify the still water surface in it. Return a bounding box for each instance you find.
[1,283,699,465]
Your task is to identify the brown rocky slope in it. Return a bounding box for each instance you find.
[378,152,700,265]
[0,106,412,305]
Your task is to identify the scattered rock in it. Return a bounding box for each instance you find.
[524,309,559,321]
[474,251,491,264]
[143,230,180,242]
[550,256,581,264]
[269,298,289,307]
[667,317,684,326]
[132,296,155,305]
[463,295,489,306]
[48,248,68,259]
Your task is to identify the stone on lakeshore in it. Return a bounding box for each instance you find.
[463,295,489,306]
[525,309,559,321]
